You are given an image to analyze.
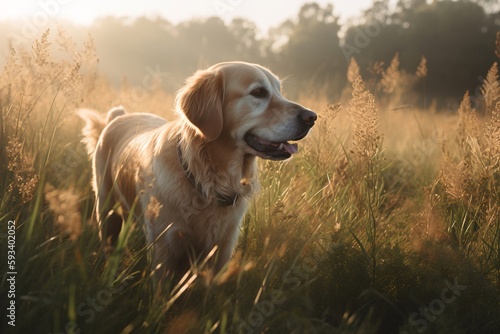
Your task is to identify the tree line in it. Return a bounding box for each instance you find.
[1,0,498,107]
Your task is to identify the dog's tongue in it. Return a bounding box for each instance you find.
[279,142,298,154]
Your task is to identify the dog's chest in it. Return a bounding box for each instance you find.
[178,198,248,245]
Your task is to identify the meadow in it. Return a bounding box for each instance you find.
[1,30,499,334]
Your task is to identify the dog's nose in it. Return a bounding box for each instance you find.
[299,109,317,127]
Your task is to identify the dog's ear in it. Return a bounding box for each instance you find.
[176,69,224,142]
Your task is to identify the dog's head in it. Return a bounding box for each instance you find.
[176,61,317,160]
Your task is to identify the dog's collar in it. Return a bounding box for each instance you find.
[176,141,238,207]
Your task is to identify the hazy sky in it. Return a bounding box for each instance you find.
[0,0,374,32]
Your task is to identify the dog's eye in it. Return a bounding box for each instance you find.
[250,87,269,99]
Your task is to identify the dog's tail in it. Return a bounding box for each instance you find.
[77,106,127,155]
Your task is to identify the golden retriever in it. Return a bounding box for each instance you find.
[78,61,316,279]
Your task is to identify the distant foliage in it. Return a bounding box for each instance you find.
[0,1,497,103]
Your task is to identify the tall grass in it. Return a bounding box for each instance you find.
[1,30,500,334]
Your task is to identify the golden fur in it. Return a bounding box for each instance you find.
[78,61,316,278]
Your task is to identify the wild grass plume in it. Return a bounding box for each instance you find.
[380,53,401,95]
[415,55,428,79]
[481,62,499,113]
[44,184,82,241]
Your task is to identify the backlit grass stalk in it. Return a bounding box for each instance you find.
[435,88,500,280]
[348,76,386,281]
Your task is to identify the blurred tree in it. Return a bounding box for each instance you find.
[404,1,496,103]
[344,0,498,105]
[1,0,497,106]
[470,0,500,13]
[228,18,263,62]
[395,0,427,22]
[364,0,392,23]
[176,17,237,70]
[268,2,346,97]
[89,16,177,89]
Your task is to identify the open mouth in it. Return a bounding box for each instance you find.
[244,133,298,160]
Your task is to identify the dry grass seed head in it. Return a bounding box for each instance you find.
[0,48,22,90]
[319,103,341,138]
[416,55,428,79]
[61,61,84,106]
[145,195,163,220]
[347,57,361,84]
[380,53,401,94]
[215,250,254,285]
[481,62,499,113]
[331,155,349,189]
[32,29,51,69]
[56,30,97,107]
[411,199,448,251]
[309,102,342,174]
[44,183,82,241]
[440,155,470,202]
[457,91,481,151]
[6,137,39,203]
[56,27,77,56]
[438,100,480,204]
[484,101,500,163]
[349,76,381,164]
[370,61,385,77]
